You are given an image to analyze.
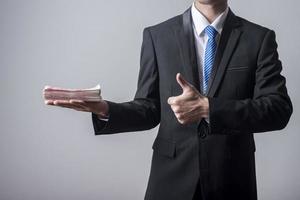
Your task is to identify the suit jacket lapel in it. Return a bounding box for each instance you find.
[207,9,243,97]
[173,7,201,92]
[173,7,242,96]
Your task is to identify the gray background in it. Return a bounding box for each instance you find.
[0,0,299,199]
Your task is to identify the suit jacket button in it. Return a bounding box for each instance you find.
[200,132,207,138]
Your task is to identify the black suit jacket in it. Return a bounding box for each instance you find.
[91,7,293,200]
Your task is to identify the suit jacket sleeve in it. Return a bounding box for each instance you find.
[208,30,293,134]
[91,27,160,135]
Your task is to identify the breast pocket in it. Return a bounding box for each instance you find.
[152,137,176,159]
[226,65,249,71]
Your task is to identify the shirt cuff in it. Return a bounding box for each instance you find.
[97,114,109,122]
[205,113,210,124]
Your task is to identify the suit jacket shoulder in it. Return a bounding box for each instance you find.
[143,13,183,40]
[235,15,274,39]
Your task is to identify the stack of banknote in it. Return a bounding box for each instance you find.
[43,84,102,102]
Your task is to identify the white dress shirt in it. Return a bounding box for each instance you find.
[98,3,229,122]
[191,2,229,91]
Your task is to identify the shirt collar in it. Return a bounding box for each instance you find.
[191,2,229,36]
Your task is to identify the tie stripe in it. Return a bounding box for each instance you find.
[203,25,218,94]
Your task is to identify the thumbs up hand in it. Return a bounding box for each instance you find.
[167,73,209,125]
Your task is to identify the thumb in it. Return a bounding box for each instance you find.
[176,73,193,91]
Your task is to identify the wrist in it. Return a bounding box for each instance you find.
[95,100,109,117]
[97,113,109,119]
[199,96,209,118]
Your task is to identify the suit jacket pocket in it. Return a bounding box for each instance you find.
[227,66,249,71]
[152,136,176,158]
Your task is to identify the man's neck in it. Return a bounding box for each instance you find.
[194,1,228,23]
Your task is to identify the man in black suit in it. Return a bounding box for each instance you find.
[46,0,293,199]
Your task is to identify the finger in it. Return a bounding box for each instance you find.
[168,96,187,106]
[168,97,173,105]
[168,97,177,105]
[176,116,186,125]
[69,99,85,104]
[53,100,70,105]
[176,73,193,90]
[171,105,184,113]
[53,100,85,109]
[45,100,54,105]
[69,99,88,107]
[53,103,82,109]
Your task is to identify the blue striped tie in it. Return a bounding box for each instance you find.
[203,25,218,94]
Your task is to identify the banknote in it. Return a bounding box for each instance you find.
[43,84,102,102]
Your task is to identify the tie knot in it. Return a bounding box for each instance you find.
[204,25,218,39]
